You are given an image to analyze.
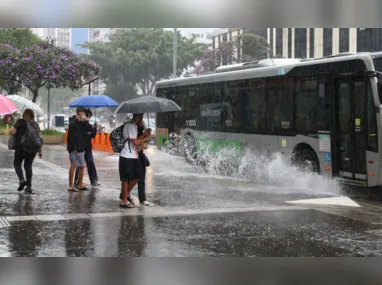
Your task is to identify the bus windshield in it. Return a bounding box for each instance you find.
[373,58,382,104]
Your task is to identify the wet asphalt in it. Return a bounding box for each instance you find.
[1,135,382,256]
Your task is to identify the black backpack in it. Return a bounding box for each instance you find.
[109,120,133,153]
[21,120,43,153]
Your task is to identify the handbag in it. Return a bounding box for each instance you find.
[7,135,16,150]
[139,151,150,167]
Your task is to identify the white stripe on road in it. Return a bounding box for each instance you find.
[3,205,307,224]
[285,196,361,207]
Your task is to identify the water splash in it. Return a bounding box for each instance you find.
[162,134,343,195]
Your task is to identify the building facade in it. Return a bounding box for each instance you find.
[88,28,122,43]
[31,28,71,50]
[212,28,382,66]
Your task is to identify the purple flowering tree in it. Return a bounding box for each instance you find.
[0,41,100,102]
[0,43,23,94]
[17,42,101,102]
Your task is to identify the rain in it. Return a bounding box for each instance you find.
[1,28,382,258]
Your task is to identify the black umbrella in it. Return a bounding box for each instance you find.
[114,96,181,114]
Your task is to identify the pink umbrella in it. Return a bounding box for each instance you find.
[0,94,18,116]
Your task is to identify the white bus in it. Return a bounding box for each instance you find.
[155,52,382,187]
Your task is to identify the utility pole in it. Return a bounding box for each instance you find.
[173,28,177,78]
[46,35,56,129]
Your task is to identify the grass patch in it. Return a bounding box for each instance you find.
[0,124,10,131]
[41,129,64,136]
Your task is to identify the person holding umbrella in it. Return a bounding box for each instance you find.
[119,113,152,208]
[74,109,100,187]
[113,96,181,207]
[123,119,151,206]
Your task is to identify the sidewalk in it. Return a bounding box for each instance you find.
[0,136,148,217]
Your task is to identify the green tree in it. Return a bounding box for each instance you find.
[193,41,235,74]
[104,83,137,104]
[0,28,41,94]
[0,28,41,48]
[83,28,205,97]
[37,87,83,114]
[235,33,270,62]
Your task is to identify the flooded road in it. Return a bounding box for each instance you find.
[0,137,382,256]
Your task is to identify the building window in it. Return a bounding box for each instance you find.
[270,29,274,57]
[294,28,307,59]
[288,28,292,58]
[309,28,315,58]
[357,28,382,52]
[275,28,283,57]
[323,28,332,56]
[207,34,213,40]
[339,28,349,53]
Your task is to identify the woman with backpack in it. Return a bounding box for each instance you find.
[9,109,43,194]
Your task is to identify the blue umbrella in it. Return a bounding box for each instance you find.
[68,95,119,108]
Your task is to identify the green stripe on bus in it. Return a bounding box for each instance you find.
[157,134,169,148]
[195,137,244,155]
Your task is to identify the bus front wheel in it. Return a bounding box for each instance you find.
[292,148,320,174]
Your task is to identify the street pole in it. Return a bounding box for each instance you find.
[173,28,177,78]
[46,36,55,129]
[47,88,51,129]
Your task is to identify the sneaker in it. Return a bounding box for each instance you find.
[18,180,27,191]
[91,181,101,186]
[140,200,150,206]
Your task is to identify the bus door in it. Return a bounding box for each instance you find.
[332,76,367,181]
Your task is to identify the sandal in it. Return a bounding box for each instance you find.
[77,186,90,191]
[120,201,134,208]
[127,196,135,205]
[67,187,78,192]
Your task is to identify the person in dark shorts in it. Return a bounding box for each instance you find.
[127,119,151,206]
[67,107,89,192]
[9,109,43,194]
[119,113,152,208]
[74,109,100,187]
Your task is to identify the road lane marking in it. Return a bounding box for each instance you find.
[1,205,308,224]
[285,196,361,207]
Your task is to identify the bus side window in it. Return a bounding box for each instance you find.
[367,83,378,152]
[248,79,267,134]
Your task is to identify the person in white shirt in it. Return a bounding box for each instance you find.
[119,113,152,208]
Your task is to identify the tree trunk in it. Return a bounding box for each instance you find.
[32,90,39,103]
[4,81,19,95]
[8,83,20,95]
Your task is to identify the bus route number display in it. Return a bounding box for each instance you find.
[186,120,196,127]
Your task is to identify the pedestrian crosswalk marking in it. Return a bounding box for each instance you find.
[3,205,308,223]
[0,217,10,228]
[285,196,361,207]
